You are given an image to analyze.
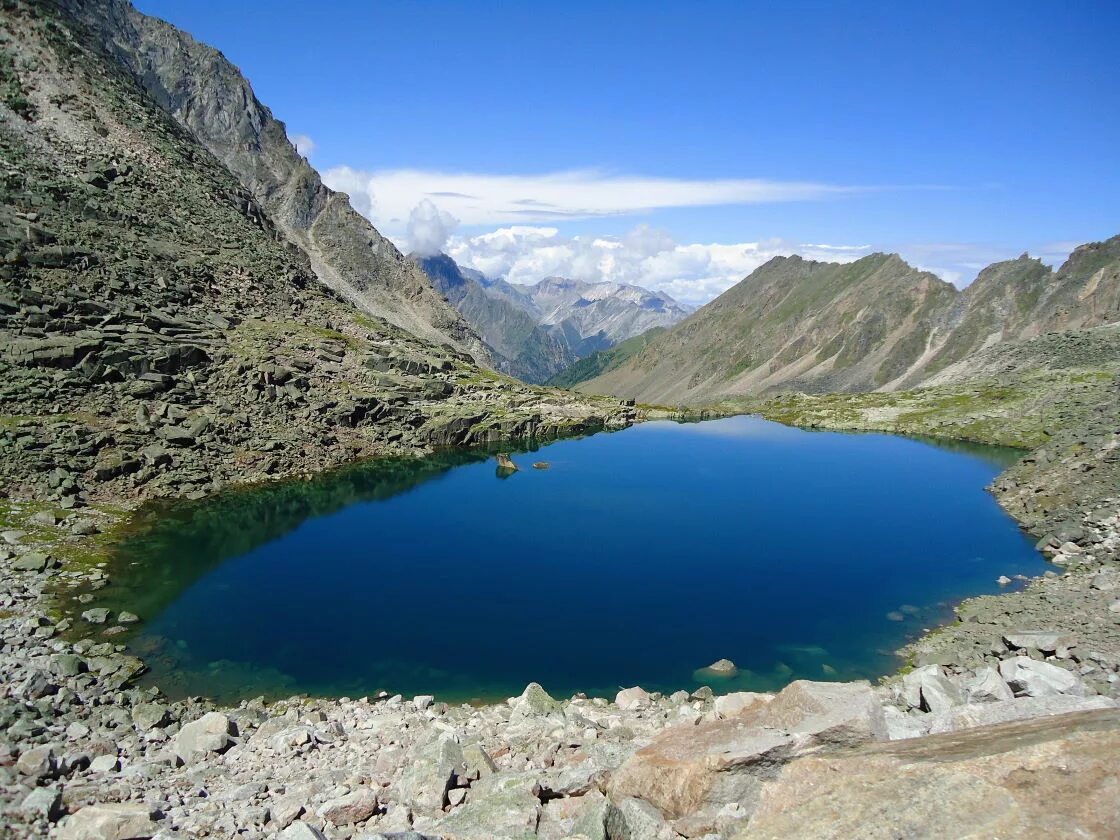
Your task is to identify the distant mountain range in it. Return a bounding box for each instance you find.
[572,236,1120,403]
[415,254,692,383]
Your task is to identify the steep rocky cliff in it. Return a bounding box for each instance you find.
[416,253,576,383]
[59,0,489,361]
[578,239,1120,403]
[0,0,632,505]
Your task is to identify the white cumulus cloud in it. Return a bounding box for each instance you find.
[290,133,316,159]
[443,224,871,306]
[321,167,857,228]
[406,199,459,256]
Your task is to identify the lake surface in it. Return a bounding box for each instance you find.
[80,416,1048,704]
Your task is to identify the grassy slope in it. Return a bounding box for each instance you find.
[547,327,667,388]
[726,368,1114,450]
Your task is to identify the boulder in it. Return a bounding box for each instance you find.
[510,682,561,717]
[615,686,652,711]
[731,708,1120,839]
[713,692,772,719]
[279,823,327,840]
[998,657,1088,698]
[962,666,1014,704]
[433,773,541,839]
[58,803,158,840]
[397,732,464,811]
[174,711,234,764]
[899,665,963,712]
[13,552,51,572]
[1002,631,1076,657]
[607,680,886,832]
[316,788,379,824]
[18,785,63,822]
[131,702,169,731]
[605,796,678,840]
[928,695,1117,734]
[706,658,738,673]
[537,788,609,840]
[16,744,55,778]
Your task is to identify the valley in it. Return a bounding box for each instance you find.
[0,1,1118,839]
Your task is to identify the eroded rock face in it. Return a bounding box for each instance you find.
[734,709,1120,840]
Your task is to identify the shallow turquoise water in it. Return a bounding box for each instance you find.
[84,416,1047,703]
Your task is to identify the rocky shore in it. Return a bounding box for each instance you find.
[2,423,1119,839]
[2,0,1119,836]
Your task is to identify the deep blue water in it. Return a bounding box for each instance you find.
[85,417,1047,703]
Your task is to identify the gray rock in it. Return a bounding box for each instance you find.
[900,665,964,712]
[132,702,169,731]
[510,682,561,717]
[58,803,158,840]
[962,666,1015,703]
[1003,630,1076,657]
[413,694,434,710]
[605,796,677,840]
[998,657,1089,698]
[433,773,542,839]
[13,551,51,572]
[928,695,1117,734]
[270,795,306,830]
[397,732,464,811]
[280,823,328,840]
[174,711,233,764]
[81,607,110,624]
[16,744,55,778]
[615,686,652,711]
[316,788,379,825]
[18,785,63,821]
[712,691,772,719]
[90,753,120,772]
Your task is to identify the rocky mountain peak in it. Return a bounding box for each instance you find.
[60,0,488,362]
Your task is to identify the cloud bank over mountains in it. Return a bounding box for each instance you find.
[319,163,1076,306]
[443,225,869,306]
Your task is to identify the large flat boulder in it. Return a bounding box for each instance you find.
[58,803,158,840]
[998,656,1089,697]
[928,694,1117,734]
[606,680,886,834]
[733,708,1120,839]
[173,711,233,765]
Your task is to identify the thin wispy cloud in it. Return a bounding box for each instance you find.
[322,167,862,227]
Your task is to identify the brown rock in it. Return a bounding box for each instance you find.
[735,708,1120,839]
[607,680,886,833]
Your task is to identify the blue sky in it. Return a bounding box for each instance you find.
[136,0,1120,303]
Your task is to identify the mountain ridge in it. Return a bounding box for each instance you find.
[576,238,1120,402]
[416,252,691,383]
[60,0,490,362]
